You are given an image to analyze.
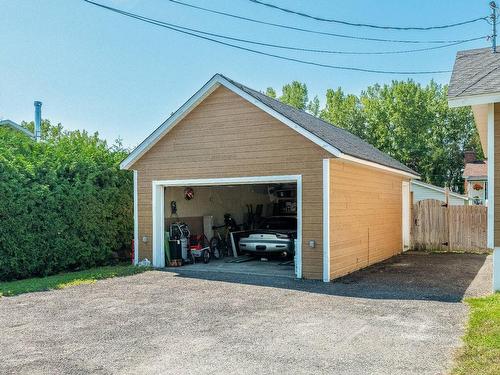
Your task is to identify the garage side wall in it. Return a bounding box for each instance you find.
[131,86,330,279]
[329,159,408,279]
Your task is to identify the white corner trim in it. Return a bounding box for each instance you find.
[402,181,410,251]
[133,170,139,265]
[487,103,495,249]
[322,159,331,282]
[448,92,500,108]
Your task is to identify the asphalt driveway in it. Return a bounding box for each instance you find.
[0,252,492,375]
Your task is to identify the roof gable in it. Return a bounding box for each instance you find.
[121,74,418,178]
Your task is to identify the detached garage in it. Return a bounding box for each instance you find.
[120,74,418,281]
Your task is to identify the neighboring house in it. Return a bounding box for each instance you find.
[121,74,419,282]
[462,150,487,205]
[411,180,468,205]
[0,119,35,138]
[448,47,500,291]
[0,101,42,141]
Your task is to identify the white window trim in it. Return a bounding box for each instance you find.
[151,175,303,279]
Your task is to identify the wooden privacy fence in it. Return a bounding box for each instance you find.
[411,199,487,251]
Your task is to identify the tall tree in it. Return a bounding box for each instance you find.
[307,95,320,117]
[265,87,277,99]
[320,88,365,138]
[360,80,480,191]
[264,79,481,191]
[280,81,308,110]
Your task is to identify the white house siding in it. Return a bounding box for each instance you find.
[411,182,467,205]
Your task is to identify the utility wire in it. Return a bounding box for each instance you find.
[158,23,484,55]
[82,0,452,75]
[249,0,488,31]
[167,0,485,44]
[84,0,485,55]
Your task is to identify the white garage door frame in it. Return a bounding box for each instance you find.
[151,175,303,278]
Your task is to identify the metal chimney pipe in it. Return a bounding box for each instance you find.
[34,101,42,142]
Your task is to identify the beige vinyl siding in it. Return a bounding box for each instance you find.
[329,159,407,279]
[131,86,330,279]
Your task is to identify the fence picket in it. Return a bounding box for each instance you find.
[411,199,487,251]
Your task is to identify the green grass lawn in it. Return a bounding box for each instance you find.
[452,293,500,375]
[0,265,149,297]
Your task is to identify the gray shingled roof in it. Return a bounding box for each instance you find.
[220,75,417,176]
[449,47,500,98]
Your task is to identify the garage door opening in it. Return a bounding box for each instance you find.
[151,176,302,278]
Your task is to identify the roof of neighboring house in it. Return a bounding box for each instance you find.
[449,47,500,99]
[411,180,469,201]
[121,74,418,177]
[0,119,34,138]
[463,160,488,180]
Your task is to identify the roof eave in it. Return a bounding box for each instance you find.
[448,92,500,108]
[0,119,35,139]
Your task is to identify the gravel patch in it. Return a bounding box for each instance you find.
[0,252,492,375]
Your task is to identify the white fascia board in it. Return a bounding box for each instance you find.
[120,76,222,170]
[448,92,500,108]
[412,180,468,200]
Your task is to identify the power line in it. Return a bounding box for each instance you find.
[163,24,483,55]
[82,0,452,75]
[249,0,488,31]
[83,1,485,56]
[167,0,485,44]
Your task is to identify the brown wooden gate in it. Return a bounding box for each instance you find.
[411,199,487,251]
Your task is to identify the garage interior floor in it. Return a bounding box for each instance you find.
[166,256,295,278]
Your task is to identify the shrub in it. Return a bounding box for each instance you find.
[0,121,133,280]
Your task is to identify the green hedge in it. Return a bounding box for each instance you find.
[0,121,133,281]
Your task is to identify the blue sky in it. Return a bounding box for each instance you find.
[0,0,491,148]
